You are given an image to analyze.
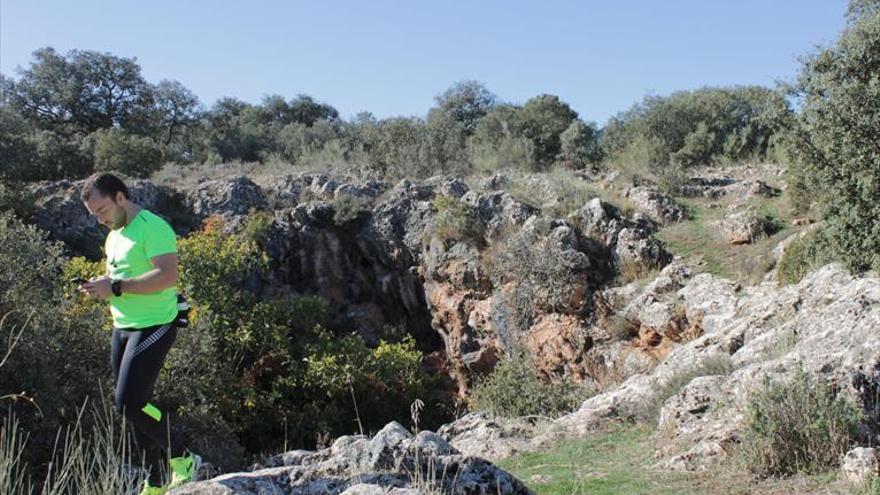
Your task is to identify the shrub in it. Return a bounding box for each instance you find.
[470,353,592,418]
[302,329,450,438]
[489,217,586,336]
[468,136,536,173]
[775,227,837,285]
[602,86,790,186]
[0,181,35,220]
[429,196,485,246]
[0,213,112,478]
[742,367,862,476]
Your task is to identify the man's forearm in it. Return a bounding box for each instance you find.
[119,268,177,294]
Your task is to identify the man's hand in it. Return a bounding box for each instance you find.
[81,276,113,299]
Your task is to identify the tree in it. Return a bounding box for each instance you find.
[151,80,201,146]
[431,81,496,135]
[601,86,790,170]
[517,94,578,167]
[787,0,880,271]
[6,47,154,136]
[205,98,269,162]
[560,120,602,169]
[287,94,338,126]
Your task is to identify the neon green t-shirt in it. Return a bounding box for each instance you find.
[104,209,178,329]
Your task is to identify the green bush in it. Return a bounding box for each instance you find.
[302,328,451,438]
[82,128,165,178]
[0,181,35,220]
[742,367,862,476]
[0,213,112,477]
[602,86,790,183]
[471,354,592,418]
[775,227,837,285]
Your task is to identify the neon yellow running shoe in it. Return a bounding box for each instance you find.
[167,451,201,489]
[138,479,167,495]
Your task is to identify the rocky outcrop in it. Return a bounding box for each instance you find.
[623,186,688,224]
[187,176,267,218]
[169,422,531,495]
[529,264,880,473]
[29,172,674,396]
[720,209,771,244]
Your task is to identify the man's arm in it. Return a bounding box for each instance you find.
[82,253,178,299]
[120,253,178,294]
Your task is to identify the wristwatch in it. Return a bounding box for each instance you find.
[111,280,123,297]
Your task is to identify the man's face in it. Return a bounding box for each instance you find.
[84,191,126,230]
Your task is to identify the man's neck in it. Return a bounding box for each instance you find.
[122,202,142,227]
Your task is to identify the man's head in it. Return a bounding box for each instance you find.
[81,173,131,230]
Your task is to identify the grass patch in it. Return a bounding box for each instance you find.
[655,195,796,284]
[498,423,700,495]
[498,422,858,494]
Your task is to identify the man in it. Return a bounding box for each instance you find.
[79,173,199,495]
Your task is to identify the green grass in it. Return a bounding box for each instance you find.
[497,422,858,495]
[655,195,797,284]
[497,423,700,495]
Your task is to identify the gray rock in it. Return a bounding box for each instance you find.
[170,421,531,494]
[569,198,625,246]
[720,210,771,244]
[188,176,266,217]
[624,186,688,224]
[841,447,879,485]
[615,227,669,270]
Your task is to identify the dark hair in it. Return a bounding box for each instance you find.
[80,173,129,201]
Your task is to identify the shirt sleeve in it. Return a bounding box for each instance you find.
[144,216,178,259]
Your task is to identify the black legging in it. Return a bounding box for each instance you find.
[111,322,181,486]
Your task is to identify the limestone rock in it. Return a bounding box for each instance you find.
[721,210,771,244]
[624,186,688,224]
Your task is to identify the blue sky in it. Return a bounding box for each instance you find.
[1,0,848,125]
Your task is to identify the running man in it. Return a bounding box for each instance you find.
[79,173,199,495]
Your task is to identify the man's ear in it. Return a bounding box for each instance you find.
[115,191,126,204]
